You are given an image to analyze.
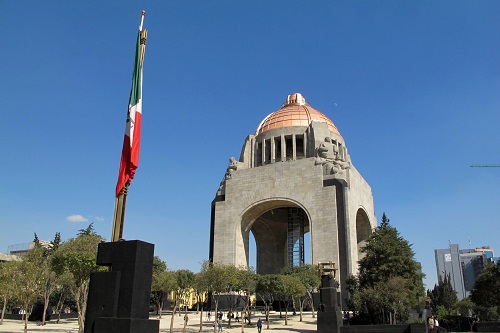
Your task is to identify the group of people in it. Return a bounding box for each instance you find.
[428,315,441,332]
[207,310,262,332]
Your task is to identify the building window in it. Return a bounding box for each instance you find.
[256,142,262,166]
[296,135,304,159]
[285,136,293,161]
[265,139,271,164]
[274,137,282,162]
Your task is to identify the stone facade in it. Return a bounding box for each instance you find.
[209,93,376,299]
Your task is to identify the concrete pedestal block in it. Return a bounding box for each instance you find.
[318,310,342,333]
[317,273,342,333]
[94,317,159,333]
[84,240,159,333]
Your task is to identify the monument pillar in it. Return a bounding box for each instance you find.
[317,262,342,333]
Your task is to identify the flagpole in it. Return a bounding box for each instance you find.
[112,185,128,242]
[111,10,147,242]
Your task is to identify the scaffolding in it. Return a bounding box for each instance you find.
[287,207,305,267]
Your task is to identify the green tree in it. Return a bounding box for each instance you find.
[256,274,280,329]
[453,298,478,331]
[50,272,74,323]
[471,261,500,321]
[279,274,306,325]
[199,261,238,333]
[77,222,96,237]
[169,269,195,333]
[353,213,424,324]
[216,265,247,328]
[39,261,58,325]
[151,257,176,319]
[0,261,17,325]
[353,277,415,324]
[427,273,458,313]
[51,232,62,252]
[384,277,417,324]
[153,255,167,274]
[36,232,65,325]
[345,275,359,312]
[236,267,257,332]
[281,265,320,321]
[193,271,209,332]
[52,232,103,333]
[380,212,390,228]
[11,246,45,332]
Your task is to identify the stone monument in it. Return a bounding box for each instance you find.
[209,93,376,303]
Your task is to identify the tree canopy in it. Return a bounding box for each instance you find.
[151,256,176,319]
[427,273,458,314]
[471,260,500,321]
[350,213,425,324]
[51,230,104,333]
[281,265,320,321]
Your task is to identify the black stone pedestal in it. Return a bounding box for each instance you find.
[317,274,342,333]
[84,240,159,333]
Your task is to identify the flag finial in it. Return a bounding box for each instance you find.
[139,10,146,31]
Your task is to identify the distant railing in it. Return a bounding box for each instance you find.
[7,242,32,255]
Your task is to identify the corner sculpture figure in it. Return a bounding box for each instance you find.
[218,157,241,193]
[317,262,342,333]
[225,157,239,179]
[315,137,351,175]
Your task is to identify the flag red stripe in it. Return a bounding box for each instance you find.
[115,110,142,196]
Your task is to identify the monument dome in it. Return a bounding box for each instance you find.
[256,93,340,135]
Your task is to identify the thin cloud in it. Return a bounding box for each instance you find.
[66,214,89,223]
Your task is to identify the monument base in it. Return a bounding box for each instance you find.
[93,317,159,333]
[84,240,159,333]
[318,310,342,333]
[317,263,342,333]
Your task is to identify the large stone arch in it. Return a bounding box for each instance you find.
[240,198,312,274]
[355,207,372,263]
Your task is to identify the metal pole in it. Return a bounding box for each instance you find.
[112,184,128,241]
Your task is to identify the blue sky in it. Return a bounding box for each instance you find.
[1,1,499,289]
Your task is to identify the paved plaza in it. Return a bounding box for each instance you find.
[0,311,318,333]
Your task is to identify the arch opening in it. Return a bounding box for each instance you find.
[243,202,310,275]
[355,208,371,263]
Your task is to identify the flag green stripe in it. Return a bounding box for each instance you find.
[129,31,142,107]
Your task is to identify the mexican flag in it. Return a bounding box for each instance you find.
[116,29,147,197]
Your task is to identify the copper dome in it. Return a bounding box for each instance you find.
[256,93,339,135]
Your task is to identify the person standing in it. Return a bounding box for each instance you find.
[218,319,223,332]
[434,316,440,332]
[257,318,262,333]
[428,316,435,333]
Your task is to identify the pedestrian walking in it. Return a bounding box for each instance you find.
[257,318,262,333]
